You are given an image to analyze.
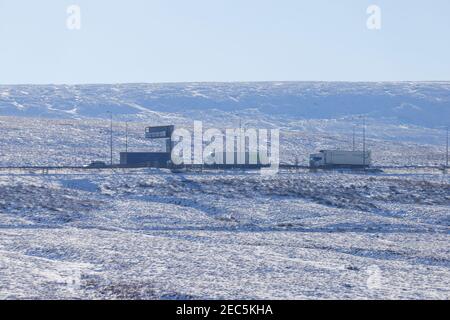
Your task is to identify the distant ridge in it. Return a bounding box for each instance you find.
[1,82,449,127]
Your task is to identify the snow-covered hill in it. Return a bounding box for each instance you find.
[1,82,449,128]
[1,82,449,300]
[1,82,449,167]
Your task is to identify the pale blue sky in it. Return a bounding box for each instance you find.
[0,0,449,84]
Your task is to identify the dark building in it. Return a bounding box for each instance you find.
[120,152,172,168]
[145,125,174,140]
[120,151,268,169]
[120,125,270,170]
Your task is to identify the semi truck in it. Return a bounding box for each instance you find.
[309,150,371,169]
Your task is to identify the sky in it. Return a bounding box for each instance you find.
[0,0,449,84]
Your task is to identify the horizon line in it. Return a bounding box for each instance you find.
[1,80,450,86]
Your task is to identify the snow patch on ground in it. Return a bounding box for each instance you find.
[0,171,448,299]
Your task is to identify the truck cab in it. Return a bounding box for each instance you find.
[309,153,325,168]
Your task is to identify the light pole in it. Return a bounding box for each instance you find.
[107,111,113,166]
[353,125,356,151]
[125,121,129,154]
[446,126,449,168]
[362,116,366,167]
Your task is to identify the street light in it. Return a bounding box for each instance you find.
[437,125,449,169]
[106,111,113,166]
[353,125,356,151]
[446,126,449,168]
[125,121,129,154]
[362,116,367,167]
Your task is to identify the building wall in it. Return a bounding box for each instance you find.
[120,151,268,169]
[120,152,171,168]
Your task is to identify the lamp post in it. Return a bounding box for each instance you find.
[446,126,449,168]
[362,116,366,167]
[125,121,129,154]
[107,111,113,166]
[353,125,356,151]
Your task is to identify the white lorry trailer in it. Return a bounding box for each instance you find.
[309,150,371,169]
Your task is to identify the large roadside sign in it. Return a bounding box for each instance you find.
[145,125,175,139]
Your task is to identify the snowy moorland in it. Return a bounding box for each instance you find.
[0,170,449,299]
[0,115,447,168]
[1,82,449,167]
[1,82,450,128]
[0,82,449,300]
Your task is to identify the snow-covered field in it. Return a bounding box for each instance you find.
[0,115,447,167]
[0,170,449,300]
[0,82,449,300]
